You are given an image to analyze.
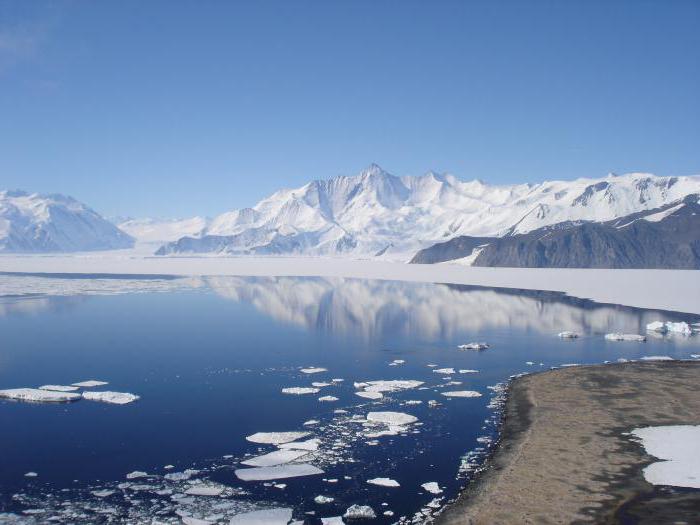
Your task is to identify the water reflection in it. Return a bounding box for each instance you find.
[2,273,693,340]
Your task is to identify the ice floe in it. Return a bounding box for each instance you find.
[441,390,482,398]
[24,472,38,477]
[605,333,646,342]
[241,449,310,467]
[344,504,376,519]
[82,391,140,404]
[278,439,320,451]
[318,396,338,402]
[229,508,294,524]
[432,368,455,375]
[366,411,417,426]
[125,470,148,479]
[71,380,108,387]
[640,355,674,361]
[458,342,489,350]
[38,385,80,392]
[557,331,579,338]
[0,388,81,403]
[246,432,310,445]
[185,484,226,497]
[312,382,332,387]
[281,387,320,395]
[631,425,700,489]
[314,495,334,504]
[355,391,383,400]
[300,368,327,374]
[459,369,478,374]
[421,481,442,494]
[367,477,400,487]
[355,379,424,401]
[235,464,324,481]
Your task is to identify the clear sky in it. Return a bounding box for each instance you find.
[1,0,698,218]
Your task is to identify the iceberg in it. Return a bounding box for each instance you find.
[458,342,489,350]
[343,505,376,519]
[665,321,692,335]
[421,482,442,494]
[300,368,327,374]
[246,432,311,445]
[235,463,324,481]
[82,391,140,404]
[38,385,80,392]
[241,449,309,467]
[646,321,667,333]
[71,380,108,387]
[441,390,482,398]
[281,387,320,395]
[605,333,646,342]
[228,508,294,525]
[0,388,81,403]
[318,396,338,402]
[314,495,334,504]
[367,477,400,487]
[557,331,579,338]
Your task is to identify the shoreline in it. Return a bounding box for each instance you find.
[1,255,699,314]
[438,362,700,524]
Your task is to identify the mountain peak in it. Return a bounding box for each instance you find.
[359,163,388,178]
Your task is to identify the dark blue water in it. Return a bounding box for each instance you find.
[0,275,698,524]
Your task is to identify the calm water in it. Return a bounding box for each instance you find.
[0,274,698,524]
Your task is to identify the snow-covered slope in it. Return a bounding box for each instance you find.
[118,217,209,244]
[0,190,133,253]
[157,164,700,259]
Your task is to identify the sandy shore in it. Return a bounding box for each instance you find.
[438,361,700,524]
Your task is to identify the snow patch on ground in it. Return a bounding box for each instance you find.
[631,425,700,489]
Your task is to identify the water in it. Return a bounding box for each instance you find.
[0,274,698,524]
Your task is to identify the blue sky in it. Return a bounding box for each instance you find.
[1,1,698,217]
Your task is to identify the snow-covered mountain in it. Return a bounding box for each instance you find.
[117,216,209,244]
[0,190,133,253]
[156,164,700,259]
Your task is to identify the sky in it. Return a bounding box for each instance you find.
[1,0,698,218]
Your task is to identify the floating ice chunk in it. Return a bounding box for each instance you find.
[242,449,309,467]
[312,382,332,387]
[421,482,442,494]
[281,387,320,395]
[0,388,81,403]
[164,469,199,481]
[331,378,344,382]
[646,321,667,333]
[384,511,394,516]
[235,464,324,481]
[640,355,674,361]
[71,380,108,387]
[405,400,422,405]
[321,518,344,525]
[366,411,418,426]
[318,396,338,402]
[557,331,579,339]
[631,425,700,488]
[344,505,376,519]
[164,464,175,469]
[182,517,213,525]
[279,439,320,451]
[229,508,294,524]
[433,368,455,375]
[691,354,700,359]
[441,391,482,398]
[126,471,148,479]
[459,369,478,374]
[314,495,334,504]
[525,361,535,365]
[303,420,320,426]
[90,489,115,498]
[605,333,646,342]
[24,472,38,477]
[367,477,400,487]
[300,368,327,374]
[665,322,692,335]
[356,391,383,400]
[559,363,581,367]
[246,432,311,445]
[364,380,424,393]
[185,485,225,496]
[458,342,489,350]
[82,391,140,404]
[38,385,80,392]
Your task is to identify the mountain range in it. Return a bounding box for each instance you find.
[2,165,700,269]
[155,164,700,261]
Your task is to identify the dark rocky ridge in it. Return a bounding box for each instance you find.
[411,194,700,269]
